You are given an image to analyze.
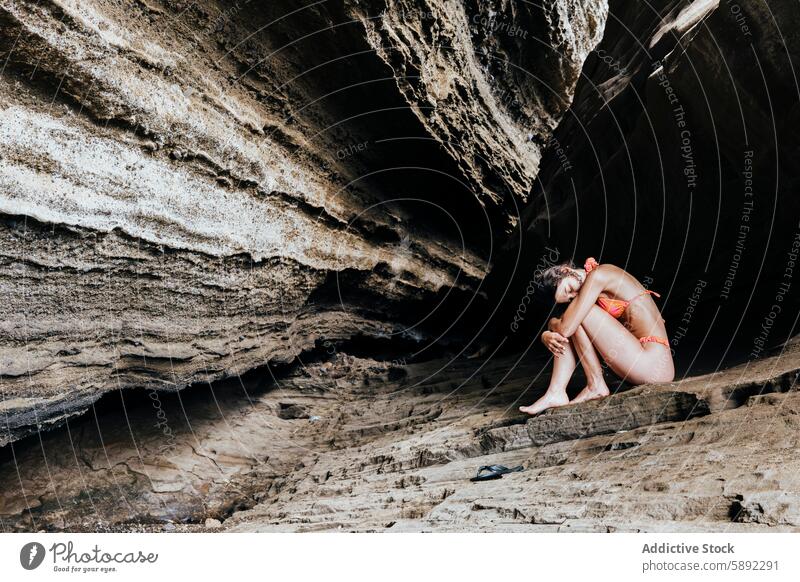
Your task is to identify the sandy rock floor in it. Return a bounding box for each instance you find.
[2,342,799,533]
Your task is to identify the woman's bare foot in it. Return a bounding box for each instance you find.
[519,391,569,415]
[570,382,610,404]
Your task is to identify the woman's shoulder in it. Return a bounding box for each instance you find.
[589,262,620,278]
[596,262,622,273]
[584,258,620,275]
[586,262,624,288]
[592,263,645,296]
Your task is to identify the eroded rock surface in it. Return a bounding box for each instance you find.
[222,342,800,533]
[2,340,798,532]
[2,0,799,535]
[359,0,607,217]
[0,0,607,443]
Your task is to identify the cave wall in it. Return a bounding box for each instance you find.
[495,0,800,366]
[0,0,608,444]
[358,0,607,226]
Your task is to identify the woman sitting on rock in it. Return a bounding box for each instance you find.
[519,257,674,415]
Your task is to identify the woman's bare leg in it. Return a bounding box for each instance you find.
[570,324,611,403]
[519,338,576,415]
[579,306,674,384]
[520,306,673,415]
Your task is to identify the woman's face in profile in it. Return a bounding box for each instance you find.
[555,271,582,304]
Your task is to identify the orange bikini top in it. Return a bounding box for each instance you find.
[584,257,661,319]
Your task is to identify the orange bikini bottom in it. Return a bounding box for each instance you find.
[639,336,670,347]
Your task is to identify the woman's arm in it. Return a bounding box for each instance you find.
[552,269,606,337]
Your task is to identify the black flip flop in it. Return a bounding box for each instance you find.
[469,464,524,482]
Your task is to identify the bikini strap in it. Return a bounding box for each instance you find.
[628,289,661,304]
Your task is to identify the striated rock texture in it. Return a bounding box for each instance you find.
[2,338,798,532]
[2,0,800,536]
[0,0,607,444]
[358,0,607,219]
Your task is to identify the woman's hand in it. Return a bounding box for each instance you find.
[541,330,569,357]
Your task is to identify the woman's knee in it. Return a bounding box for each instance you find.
[572,324,590,343]
[582,305,621,335]
[650,365,675,384]
[638,353,675,384]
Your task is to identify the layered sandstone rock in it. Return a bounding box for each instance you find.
[358,0,607,219]
[0,0,606,444]
[2,338,798,532]
[2,0,800,535]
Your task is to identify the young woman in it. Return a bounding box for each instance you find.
[519,257,674,415]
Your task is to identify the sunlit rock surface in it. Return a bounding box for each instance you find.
[2,339,798,532]
[0,0,606,443]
